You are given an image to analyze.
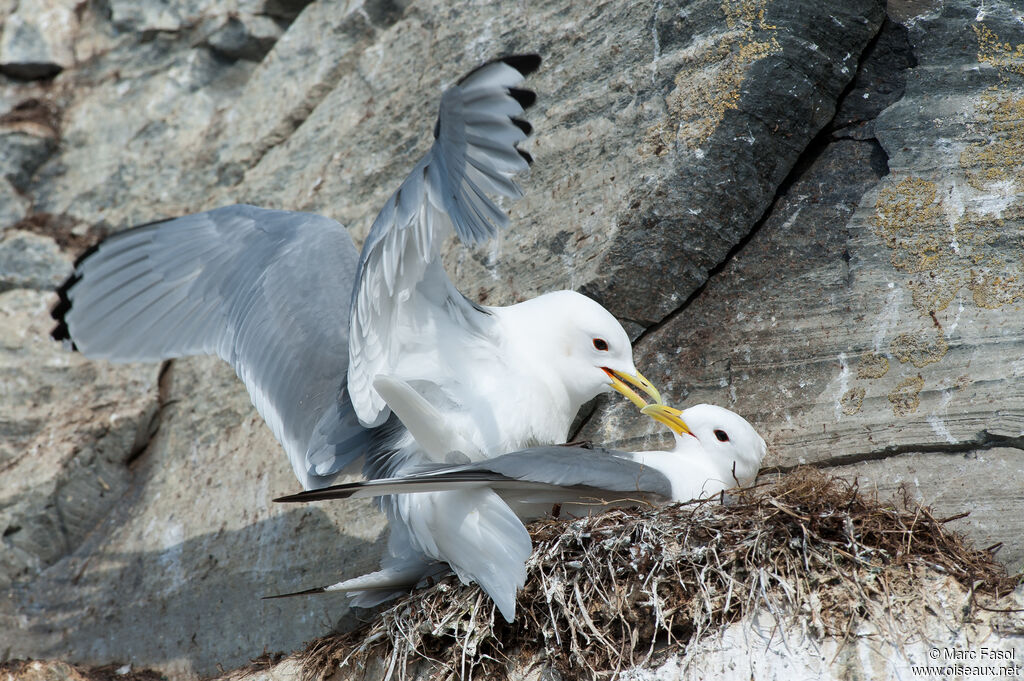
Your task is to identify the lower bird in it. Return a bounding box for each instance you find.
[274,399,767,621]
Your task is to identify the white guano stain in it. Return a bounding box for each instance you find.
[974,178,1018,217]
[872,286,904,352]
[927,389,957,444]
[946,293,965,337]
[834,352,849,421]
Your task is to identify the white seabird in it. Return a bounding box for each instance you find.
[50,55,662,612]
[273,401,768,620]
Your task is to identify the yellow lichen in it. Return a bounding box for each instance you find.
[857,354,889,379]
[641,0,780,155]
[959,94,1024,193]
[905,275,964,315]
[974,24,1024,78]
[890,330,948,368]
[722,0,777,30]
[888,375,924,417]
[969,270,1024,309]
[872,178,946,273]
[872,174,1023,316]
[866,21,1024,347]
[840,387,865,415]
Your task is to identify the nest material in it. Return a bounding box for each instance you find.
[301,469,1019,681]
[0,661,167,681]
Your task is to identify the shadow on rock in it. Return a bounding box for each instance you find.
[9,507,384,677]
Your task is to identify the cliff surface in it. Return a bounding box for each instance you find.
[2,0,1023,677]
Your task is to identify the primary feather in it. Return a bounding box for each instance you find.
[52,206,371,489]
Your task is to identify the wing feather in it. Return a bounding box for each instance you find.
[52,205,372,488]
[347,55,541,427]
[275,446,674,503]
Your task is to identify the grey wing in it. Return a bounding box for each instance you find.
[275,446,674,502]
[483,446,674,498]
[52,204,370,489]
[347,55,540,426]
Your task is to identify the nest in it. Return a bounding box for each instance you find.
[301,469,1019,681]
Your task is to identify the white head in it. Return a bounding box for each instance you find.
[499,290,660,411]
[642,403,767,487]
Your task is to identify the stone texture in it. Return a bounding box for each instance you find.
[243,0,316,20]
[29,36,254,227]
[205,0,397,189]
[0,177,29,227]
[663,576,1024,680]
[106,0,209,33]
[0,0,78,80]
[203,14,284,62]
[1,0,1022,678]
[0,230,70,291]
[0,127,59,192]
[831,448,1024,564]
[0,288,156,591]
[3,356,385,678]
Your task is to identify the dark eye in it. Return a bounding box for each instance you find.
[714,429,729,442]
[593,338,609,351]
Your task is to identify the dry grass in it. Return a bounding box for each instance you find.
[300,469,1020,681]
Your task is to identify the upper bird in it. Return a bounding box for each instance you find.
[274,401,768,620]
[51,55,661,606]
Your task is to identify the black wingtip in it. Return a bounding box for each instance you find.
[507,88,536,109]
[273,491,308,503]
[500,54,542,77]
[511,117,532,136]
[262,586,328,600]
[49,237,107,347]
[517,148,533,166]
[457,53,542,87]
[50,272,81,346]
[274,486,355,503]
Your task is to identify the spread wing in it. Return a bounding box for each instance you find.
[347,54,541,427]
[275,446,674,502]
[52,204,370,488]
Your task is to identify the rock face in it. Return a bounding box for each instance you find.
[1,0,1023,678]
[0,0,78,80]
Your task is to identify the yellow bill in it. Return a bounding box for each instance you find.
[603,368,663,409]
[641,403,692,436]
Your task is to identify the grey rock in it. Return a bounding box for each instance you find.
[0,177,28,227]
[0,0,78,80]
[106,0,205,33]
[582,0,887,327]
[2,355,386,676]
[0,231,71,292]
[207,0,398,189]
[203,13,283,62]
[1,128,58,191]
[240,0,316,20]
[831,448,1024,567]
[29,37,253,225]
[0,288,157,590]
